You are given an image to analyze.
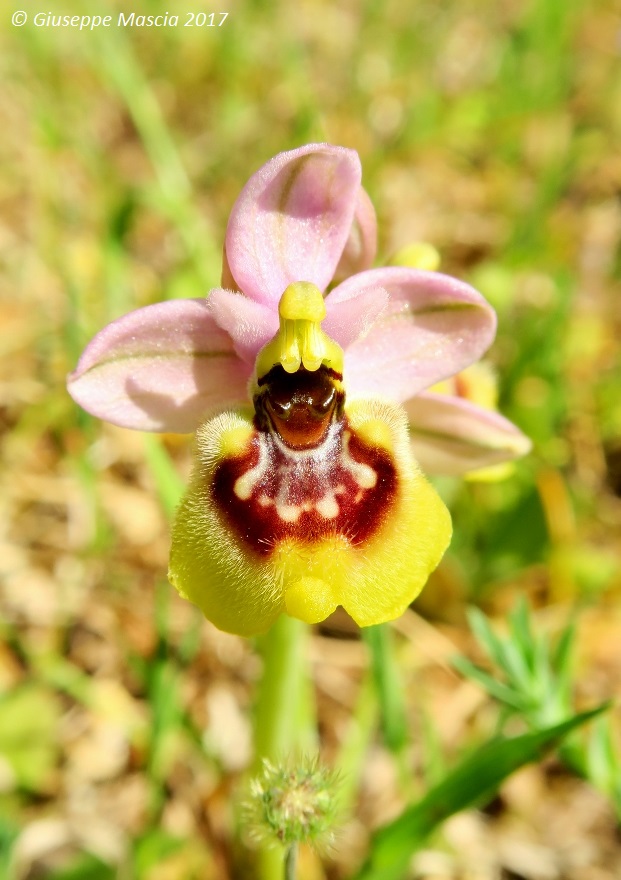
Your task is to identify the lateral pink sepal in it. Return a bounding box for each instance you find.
[323,283,388,350]
[67,299,251,432]
[405,392,532,475]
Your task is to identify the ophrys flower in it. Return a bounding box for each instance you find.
[68,144,529,636]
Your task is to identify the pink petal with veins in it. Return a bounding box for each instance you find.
[324,284,388,350]
[225,144,361,306]
[405,392,532,475]
[67,299,251,433]
[338,267,497,401]
[208,288,279,365]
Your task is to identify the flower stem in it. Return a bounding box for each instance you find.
[284,844,298,880]
[253,615,310,880]
[254,615,309,763]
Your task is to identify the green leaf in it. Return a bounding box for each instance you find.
[587,716,618,796]
[466,607,507,669]
[0,817,19,880]
[552,619,577,711]
[354,704,608,880]
[508,598,536,672]
[133,829,186,877]
[466,606,533,693]
[45,853,116,880]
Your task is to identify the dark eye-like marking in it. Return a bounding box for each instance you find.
[256,365,344,448]
[309,384,336,418]
[267,396,294,420]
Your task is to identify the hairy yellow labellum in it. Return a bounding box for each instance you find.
[169,400,451,636]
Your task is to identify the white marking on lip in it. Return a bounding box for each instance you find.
[316,493,339,519]
[277,504,302,523]
[342,431,377,489]
[233,436,269,500]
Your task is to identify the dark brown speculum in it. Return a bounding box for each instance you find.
[254,364,344,449]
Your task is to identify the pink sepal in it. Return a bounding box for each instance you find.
[405,392,532,475]
[333,186,378,282]
[67,299,252,433]
[225,144,361,306]
[337,267,497,401]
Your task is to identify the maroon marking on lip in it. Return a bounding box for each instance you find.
[210,419,398,557]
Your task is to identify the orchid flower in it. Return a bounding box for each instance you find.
[68,144,530,637]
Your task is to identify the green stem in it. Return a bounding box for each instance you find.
[253,615,310,880]
[254,615,309,763]
[284,845,298,880]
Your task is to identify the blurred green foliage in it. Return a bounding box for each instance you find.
[2,0,621,875]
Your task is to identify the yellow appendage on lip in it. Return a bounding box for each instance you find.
[353,418,394,453]
[218,423,254,459]
[285,576,339,624]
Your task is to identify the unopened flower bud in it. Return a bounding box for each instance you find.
[390,241,441,271]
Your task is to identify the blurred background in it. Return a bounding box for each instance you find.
[1,0,621,877]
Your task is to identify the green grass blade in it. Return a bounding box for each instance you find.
[508,597,536,672]
[89,27,219,287]
[143,434,185,519]
[467,606,531,691]
[451,655,532,712]
[354,704,609,880]
[334,676,378,817]
[361,624,409,753]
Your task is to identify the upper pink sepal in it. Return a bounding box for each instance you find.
[225,144,362,306]
[333,186,378,282]
[337,267,497,401]
[67,299,252,433]
[405,392,532,475]
[208,288,279,365]
[219,244,240,292]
